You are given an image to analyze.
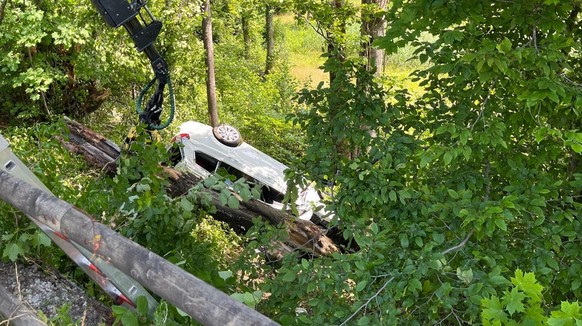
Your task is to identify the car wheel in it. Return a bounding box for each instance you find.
[213,124,242,147]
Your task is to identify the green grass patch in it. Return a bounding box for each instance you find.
[277,12,428,95]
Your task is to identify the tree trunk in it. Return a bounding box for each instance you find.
[60,120,339,257]
[242,15,251,59]
[0,170,279,326]
[327,0,346,84]
[203,0,219,127]
[264,5,275,76]
[0,0,9,25]
[361,0,387,76]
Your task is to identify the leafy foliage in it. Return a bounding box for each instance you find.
[240,0,582,325]
[481,269,582,326]
[0,0,124,122]
[2,0,581,325]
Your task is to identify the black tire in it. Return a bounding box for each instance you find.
[213,124,242,147]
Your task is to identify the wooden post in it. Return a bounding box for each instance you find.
[0,170,278,326]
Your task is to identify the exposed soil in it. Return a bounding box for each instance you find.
[0,260,114,325]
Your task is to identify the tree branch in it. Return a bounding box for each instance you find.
[339,276,395,326]
[441,230,474,255]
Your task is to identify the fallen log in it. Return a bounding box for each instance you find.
[61,120,338,256]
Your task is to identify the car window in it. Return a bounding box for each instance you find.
[194,151,219,173]
[218,161,285,204]
[261,186,284,204]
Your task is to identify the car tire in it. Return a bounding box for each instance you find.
[213,124,242,147]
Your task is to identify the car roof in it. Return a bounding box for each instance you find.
[178,121,288,193]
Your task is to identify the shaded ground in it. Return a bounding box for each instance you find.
[0,261,114,325]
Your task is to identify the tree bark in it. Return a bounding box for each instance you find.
[264,5,275,76]
[327,0,346,84]
[60,120,338,257]
[361,0,387,76]
[203,0,219,127]
[242,15,251,59]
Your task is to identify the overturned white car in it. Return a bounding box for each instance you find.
[170,121,332,224]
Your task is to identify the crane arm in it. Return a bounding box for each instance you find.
[91,0,173,129]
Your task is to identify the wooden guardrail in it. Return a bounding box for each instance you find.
[0,170,278,326]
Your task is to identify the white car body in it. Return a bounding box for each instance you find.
[172,121,331,223]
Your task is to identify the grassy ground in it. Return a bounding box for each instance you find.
[277,13,328,88]
[277,12,427,96]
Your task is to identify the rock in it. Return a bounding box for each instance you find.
[0,261,114,325]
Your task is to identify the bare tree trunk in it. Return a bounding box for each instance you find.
[361,0,387,76]
[242,15,251,59]
[203,0,219,127]
[264,5,275,76]
[328,0,346,84]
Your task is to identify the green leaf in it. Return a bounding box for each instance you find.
[111,305,127,316]
[180,197,194,211]
[457,268,474,284]
[432,233,445,245]
[502,288,526,316]
[357,316,370,326]
[136,296,149,316]
[370,222,379,235]
[399,233,409,247]
[3,243,24,262]
[481,296,507,322]
[443,152,453,165]
[389,190,397,202]
[448,189,459,199]
[32,232,51,248]
[497,37,512,53]
[281,270,296,282]
[420,154,431,168]
[494,219,507,232]
[356,280,367,292]
[120,310,139,326]
[227,195,240,209]
[409,278,422,291]
[511,269,544,303]
[489,275,508,286]
[548,302,582,326]
[571,142,582,154]
[218,270,233,281]
[572,279,581,291]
